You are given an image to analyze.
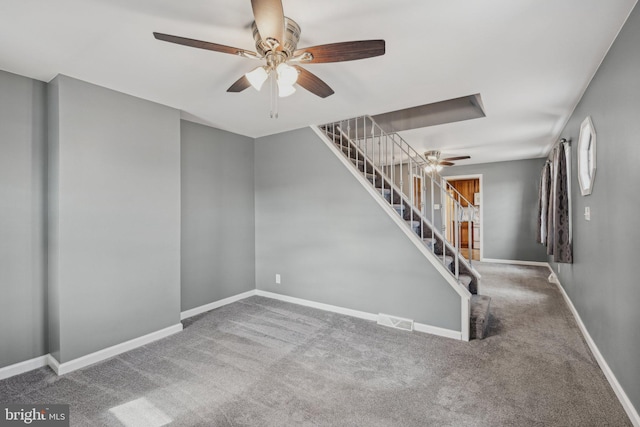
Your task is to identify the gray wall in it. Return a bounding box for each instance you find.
[0,70,47,368]
[255,128,461,330]
[181,121,255,311]
[442,158,548,262]
[48,75,181,363]
[551,4,640,414]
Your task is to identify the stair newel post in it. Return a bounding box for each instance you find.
[420,168,425,241]
[370,119,375,169]
[422,169,427,219]
[399,142,403,203]
[383,132,387,183]
[353,118,358,176]
[454,201,460,279]
[441,184,447,263]
[409,157,414,219]
[377,125,382,172]
[468,215,473,266]
[363,117,368,167]
[430,171,435,253]
[391,137,395,197]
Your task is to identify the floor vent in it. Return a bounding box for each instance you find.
[377,313,414,331]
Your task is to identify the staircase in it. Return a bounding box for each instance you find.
[318,116,491,340]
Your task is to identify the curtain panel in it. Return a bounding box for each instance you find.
[538,144,573,263]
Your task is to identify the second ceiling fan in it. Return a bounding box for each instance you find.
[423,150,471,172]
[154,0,385,101]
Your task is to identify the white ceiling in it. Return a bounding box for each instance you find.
[0,0,636,165]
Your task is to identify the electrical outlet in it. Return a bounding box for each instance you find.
[584,206,591,221]
[275,274,281,284]
[434,204,441,210]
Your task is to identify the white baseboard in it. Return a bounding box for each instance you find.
[180,290,257,320]
[552,274,640,426]
[256,290,378,321]
[0,355,49,381]
[255,290,462,340]
[413,322,462,340]
[47,323,183,376]
[481,258,550,267]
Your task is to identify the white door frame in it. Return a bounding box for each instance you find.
[442,174,484,261]
[410,173,424,215]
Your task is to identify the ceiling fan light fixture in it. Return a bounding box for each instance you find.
[276,63,298,86]
[245,66,269,91]
[278,82,296,98]
[424,163,443,173]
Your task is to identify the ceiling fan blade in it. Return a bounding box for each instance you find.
[294,40,385,63]
[439,161,455,166]
[227,75,252,93]
[441,155,471,161]
[153,32,258,57]
[294,66,334,98]
[251,0,285,45]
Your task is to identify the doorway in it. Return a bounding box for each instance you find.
[443,175,482,261]
[412,174,423,214]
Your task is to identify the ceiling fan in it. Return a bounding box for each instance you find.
[423,150,471,172]
[153,0,385,110]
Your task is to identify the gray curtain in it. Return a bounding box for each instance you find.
[536,160,551,245]
[552,145,572,263]
[539,145,573,263]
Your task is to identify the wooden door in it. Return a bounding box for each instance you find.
[413,175,422,212]
[460,223,470,247]
[448,179,479,249]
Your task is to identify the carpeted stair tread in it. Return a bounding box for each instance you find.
[378,188,391,202]
[470,294,491,340]
[406,220,421,234]
[458,274,473,292]
[366,174,383,188]
[434,255,453,268]
[392,204,406,216]
[338,144,359,159]
[423,237,436,249]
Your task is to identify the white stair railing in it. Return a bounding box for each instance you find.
[320,116,479,281]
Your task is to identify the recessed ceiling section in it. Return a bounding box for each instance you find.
[372,94,486,134]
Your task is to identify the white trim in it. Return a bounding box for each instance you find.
[256,290,377,321]
[256,290,462,341]
[180,290,257,320]
[47,323,183,375]
[414,322,462,340]
[0,355,49,380]
[481,258,550,267]
[550,270,640,426]
[46,354,60,374]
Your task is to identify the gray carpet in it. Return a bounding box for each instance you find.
[0,263,631,426]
